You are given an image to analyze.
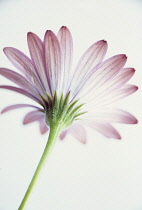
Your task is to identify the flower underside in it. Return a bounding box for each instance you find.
[0,26,138,141]
[0,26,138,210]
[42,91,86,130]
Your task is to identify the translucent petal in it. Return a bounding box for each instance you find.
[0,68,40,98]
[0,85,43,104]
[3,47,46,96]
[57,26,73,94]
[1,104,42,114]
[27,32,51,94]
[88,121,121,139]
[44,30,62,95]
[23,110,44,124]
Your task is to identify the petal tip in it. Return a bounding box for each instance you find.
[3,47,6,52]
[61,26,67,29]
[1,110,4,114]
[123,54,127,60]
[135,86,138,91]
[134,118,138,124]
[27,32,35,40]
[102,39,107,43]
[117,135,121,140]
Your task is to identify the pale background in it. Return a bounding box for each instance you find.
[0,0,142,209]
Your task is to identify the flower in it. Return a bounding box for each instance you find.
[0,26,138,143]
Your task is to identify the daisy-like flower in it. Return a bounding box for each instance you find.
[0,26,137,210]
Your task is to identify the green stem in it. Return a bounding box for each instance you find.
[18,125,61,210]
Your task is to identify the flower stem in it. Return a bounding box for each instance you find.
[18,125,61,210]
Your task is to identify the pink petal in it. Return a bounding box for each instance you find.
[92,109,138,124]
[44,30,62,95]
[23,110,44,124]
[4,47,35,76]
[27,32,50,94]
[91,84,138,108]
[70,40,108,96]
[111,109,138,124]
[1,104,42,114]
[76,40,107,75]
[89,121,121,139]
[57,26,73,93]
[0,85,42,104]
[68,124,87,144]
[78,54,127,99]
[85,67,135,104]
[91,54,127,86]
[39,118,49,134]
[0,68,40,98]
[3,47,46,96]
[106,84,138,104]
[59,129,68,140]
[102,67,135,92]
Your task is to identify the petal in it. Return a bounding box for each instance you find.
[59,129,68,140]
[44,30,62,95]
[110,109,138,124]
[1,104,42,114]
[27,32,50,94]
[90,109,138,124]
[68,124,87,144]
[39,118,49,134]
[0,85,42,104]
[23,110,44,124]
[57,26,73,93]
[3,47,46,96]
[0,68,40,98]
[78,54,127,100]
[88,121,121,139]
[85,67,135,104]
[4,47,35,76]
[70,40,108,96]
[104,84,138,105]
[88,84,138,109]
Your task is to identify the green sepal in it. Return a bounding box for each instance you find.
[44,92,86,130]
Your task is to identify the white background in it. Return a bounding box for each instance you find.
[0,0,142,209]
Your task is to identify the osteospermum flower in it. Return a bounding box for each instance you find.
[0,26,138,210]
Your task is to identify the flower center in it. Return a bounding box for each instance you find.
[43,92,86,130]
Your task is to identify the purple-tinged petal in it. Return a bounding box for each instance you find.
[115,84,138,98]
[75,40,107,78]
[27,32,51,94]
[77,54,127,100]
[4,47,35,76]
[0,85,42,104]
[90,54,127,86]
[89,122,121,139]
[1,104,42,114]
[59,129,68,140]
[0,68,40,98]
[3,47,46,96]
[39,118,49,134]
[68,124,87,144]
[70,40,107,97]
[105,84,138,105]
[91,109,138,124]
[23,111,48,134]
[84,68,135,104]
[103,67,135,91]
[44,30,62,95]
[57,26,73,93]
[23,110,44,124]
[110,109,138,124]
[89,84,138,109]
